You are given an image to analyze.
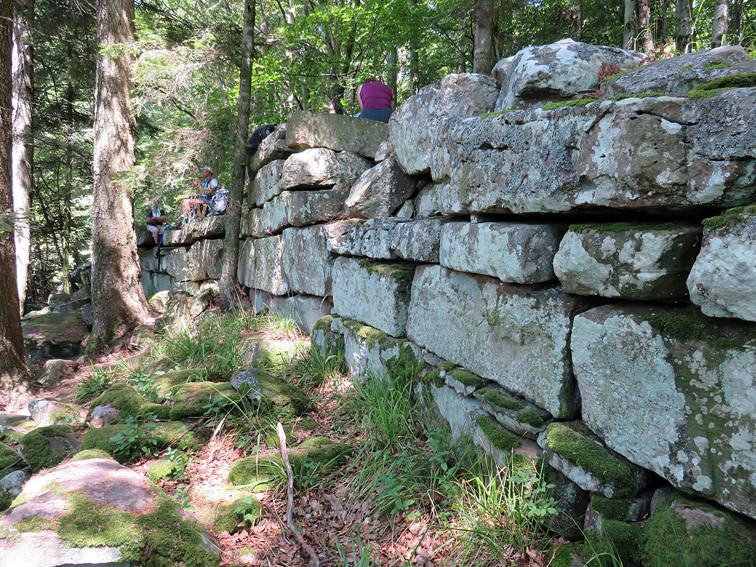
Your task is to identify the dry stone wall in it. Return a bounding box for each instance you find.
[138,40,756,549]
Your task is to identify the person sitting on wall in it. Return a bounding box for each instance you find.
[355,77,393,123]
[146,197,166,245]
[180,165,218,222]
[247,124,279,158]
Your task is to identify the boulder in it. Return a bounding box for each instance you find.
[141,270,174,298]
[440,222,564,284]
[407,265,588,418]
[252,185,349,236]
[162,238,223,282]
[19,425,77,473]
[413,181,444,218]
[571,304,756,519]
[324,218,401,260]
[21,312,87,361]
[88,405,121,428]
[279,148,371,190]
[554,222,701,299]
[0,458,220,567]
[253,235,289,295]
[0,470,28,499]
[602,45,754,97]
[237,238,255,288]
[162,214,225,246]
[494,39,642,111]
[282,225,335,296]
[688,207,756,322]
[230,369,262,403]
[374,140,393,161]
[389,73,499,176]
[169,382,240,420]
[251,158,286,206]
[249,125,294,173]
[391,219,447,263]
[34,359,71,388]
[286,111,388,159]
[492,54,516,84]
[332,257,415,337]
[345,157,416,219]
[432,90,756,214]
[28,400,78,427]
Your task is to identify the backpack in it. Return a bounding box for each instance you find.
[212,187,229,215]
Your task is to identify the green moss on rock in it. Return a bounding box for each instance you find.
[612,92,667,100]
[153,369,198,399]
[258,374,313,419]
[517,408,545,429]
[169,382,240,420]
[357,260,416,283]
[600,67,639,83]
[20,425,75,473]
[545,423,637,498]
[0,441,23,475]
[79,425,129,461]
[140,402,172,420]
[590,495,633,521]
[688,73,756,98]
[479,386,523,411]
[70,448,113,462]
[702,62,733,71]
[312,315,335,334]
[641,305,756,349]
[213,497,263,534]
[152,421,205,452]
[147,455,187,482]
[585,519,646,567]
[702,204,756,231]
[476,415,521,452]
[541,98,594,110]
[0,491,12,512]
[569,221,687,234]
[87,383,145,419]
[448,370,484,388]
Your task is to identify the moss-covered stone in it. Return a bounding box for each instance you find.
[640,304,756,349]
[585,519,646,567]
[541,98,594,110]
[590,495,633,521]
[517,408,545,429]
[385,341,425,381]
[21,311,88,359]
[70,448,114,462]
[475,415,521,452]
[688,73,756,98]
[481,109,518,118]
[0,491,12,512]
[312,315,335,334]
[547,543,584,567]
[0,441,23,475]
[448,370,484,389]
[169,381,240,420]
[545,422,637,498]
[78,425,129,461]
[569,221,687,234]
[87,383,145,419]
[152,421,205,452]
[258,373,313,419]
[701,204,756,231]
[612,92,666,100]
[357,260,416,284]
[479,386,523,411]
[702,62,733,71]
[20,425,76,473]
[152,369,198,399]
[147,454,187,482]
[140,402,172,420]
[212,496,263,534]
[643,492,756,567]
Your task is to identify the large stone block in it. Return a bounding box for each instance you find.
[253,235,288,295]
[389,73,499,176]
[162,239,223,282]
[251,159,286,206]
[494,39,642,110]
[414,181,444,218]
[571,304,756,519]
[279,148,371,190]
[554,223,701,300]
[325,218,401,259]
[406,265,587,418]
[141,271,174,298]
[440,222,563,284]
[432,90,756,214]
[282,225,335,296]
[237,238,255,288]
[332,257,415,337]
[285,111,388,160]
[249,126,294,173]
[254,186,349,236]
[688,208,756,322]
[162,215,225,246]
[391,219,447,263]
[278,295,333,335]
[345,157,416,219]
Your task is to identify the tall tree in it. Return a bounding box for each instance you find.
[90,0,149,351]
[473,0,494,74]
[11,0,33,312]
[711,0,728,47]
[639,0,654,51]
[623,0,637,49]
[676,0,692,52]
[1,0,33,407]
[220,0,254,310]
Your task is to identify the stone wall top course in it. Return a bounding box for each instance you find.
[286,111,388,160]
[279,148,371,191]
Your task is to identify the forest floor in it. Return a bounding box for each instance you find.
[26,303,572,567]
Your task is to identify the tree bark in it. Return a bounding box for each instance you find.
[639,0,654,51]
[408,0,419,94]
[675,0,692,52]
[11,0,33,313]
[0,0,33,407]
[623,0,637,50]
[89,0,149,351]
[473,0,494,74]
[730,0,743,43]
[220,0,254,310]
[711,0,728,47]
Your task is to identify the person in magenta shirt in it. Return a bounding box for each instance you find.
[356,78,394,123]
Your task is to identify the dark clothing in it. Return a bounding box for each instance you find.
[356,108,393,123]
[146,207,165,225]
[247,124,277,156]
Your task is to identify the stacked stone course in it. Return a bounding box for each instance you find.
[138,40,756,555]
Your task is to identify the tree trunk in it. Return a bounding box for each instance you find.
[730,0,742,43]
[639,0,654,51]
[675,0,692,52]
[711,0,728,47]
[408,0,419,94]
[661,0,669,43]
[0,0,33,407]
[11,0,33,314]
[387,47,398,99]
[220,0,254,311]
[623,0,637,50]
[89,0,149,351]
[473,0,494,74]
[62,48,74,295]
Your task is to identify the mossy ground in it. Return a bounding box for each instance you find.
[0,442,22,475]
[70,448,113,461]
[545,422,637,497]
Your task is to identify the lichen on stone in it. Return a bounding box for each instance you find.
[640,305,756,349]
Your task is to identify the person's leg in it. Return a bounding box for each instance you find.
[147,224,159,244]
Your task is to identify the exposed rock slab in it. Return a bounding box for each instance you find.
[286,111,388,159]
[495,39,642,110]
[249,126,294,173]
[440,222,564,284]
[345,157,416,219]
[279,148,370,191]
[250,186,348,236]
[253,236,288,295]
[237,238,256,288]
[554,223,701,299]
[282,225,335,296]
[141,271,174,298]
[324,219,401,260]
[21,312,87,361]
[389,73,499,176]
[332,257,415,337]
[162,239,223,282]
[432,90,756,214]
[251,159,286,206]
[688,209,756,321]
[406,265,587,418]
[162,215,225,246]
[571,304,756,519]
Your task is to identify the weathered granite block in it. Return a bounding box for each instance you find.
[162,215,225,246]
[554,223,701,300]
[278,295,334,335]
[572,304,756,519]
[688,208,756,322]
[414,181,444,218]
[237,238,256,288]
[472,384,550,439]
[282,225,334,296]
[279,148,370,191]
[141,271,174,299]
[249,126,294,173]
[440,222,563,284]
[390,219,447,263]
[406,265,587,418]
[251,159,286,206]
[253,235,288,295]
[200,239,224,280]
[345,157,416,219]
[256,186,349,236]
[331,257,415,337]
[162,239,223,282]
[286,111,388,159]
[325,218,401,259]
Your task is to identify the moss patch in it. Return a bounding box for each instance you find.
[612,92,666,100]
[0,441,23,475]
[517,408,545,429]
[703,62,734,71]
[87,383,145,419]
[213,496,263,534]
[312,315,335,334]
[476,415,521,452]
[600,67,639,83]
[702,204,756,230]
[481,109,518,118]
[140,402,172,420]
[78,425,128,461]
[386,342,425,381]
[357,260,416,284]
[641,305,756,349]
[585,519,646,567]
[153,369,198,399]
[541,98,594,110]
[20,425,75,473]
[70,448,113,462]
[448,370,484,389]
[258,374,312,419]
[688,73,756,98]
[152,421,204,452]
[545,423,637,498]
[590,495,633,521]
[479,386,523,411]
[169,381,240,420]
[569,221,687,234]
[147,454,187,482]
[422,370,445,388]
